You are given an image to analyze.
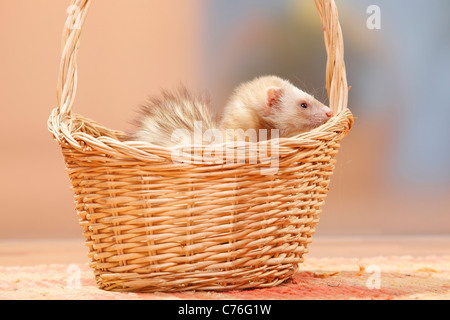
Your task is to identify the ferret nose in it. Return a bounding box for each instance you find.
[326,110,333,118]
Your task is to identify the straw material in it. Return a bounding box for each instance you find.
[48,0,353,292]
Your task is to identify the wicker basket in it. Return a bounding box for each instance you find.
[48,0,353,292]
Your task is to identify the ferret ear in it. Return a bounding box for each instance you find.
[266,87,284,111]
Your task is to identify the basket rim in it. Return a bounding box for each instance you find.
[48,107,353,163]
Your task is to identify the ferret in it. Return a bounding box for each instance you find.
[126,75,333,146]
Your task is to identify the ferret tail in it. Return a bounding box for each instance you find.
[126,86,218,147]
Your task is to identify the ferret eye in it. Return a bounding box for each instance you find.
[300,103,308,109]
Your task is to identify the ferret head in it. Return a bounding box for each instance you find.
[222,75,333,140]
[262,79,333,137]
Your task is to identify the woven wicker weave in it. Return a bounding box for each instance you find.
[48,0,353,292]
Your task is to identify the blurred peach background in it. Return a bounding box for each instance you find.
[0,0,449,241]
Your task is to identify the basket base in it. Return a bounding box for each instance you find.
[95,264,300,292]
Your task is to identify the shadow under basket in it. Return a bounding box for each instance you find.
[48,0,353,292]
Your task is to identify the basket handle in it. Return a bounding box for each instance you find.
[55,0,347,116]
[315,0,348,114]
[56,0,92,116]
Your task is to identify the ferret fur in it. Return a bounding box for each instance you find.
[127,87,216,147]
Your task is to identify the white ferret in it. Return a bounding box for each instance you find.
[127,75,333,146]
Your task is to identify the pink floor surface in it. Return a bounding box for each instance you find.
[1,237,449,300]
